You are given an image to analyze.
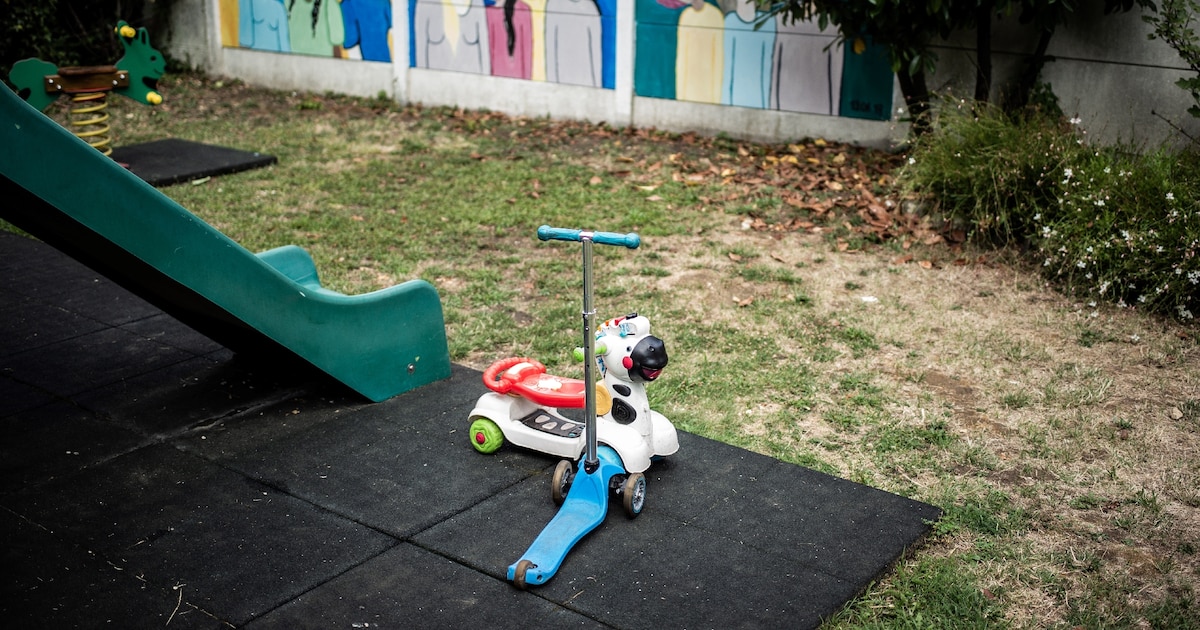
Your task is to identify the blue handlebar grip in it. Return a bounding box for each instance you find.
[537,225,640,249]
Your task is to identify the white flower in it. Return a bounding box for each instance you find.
[1077,260,1087,268]
[1042,226,1052,237]
[1044,258,1052,267]
[1167,192,1175,201]
[1034,213,1042,221]
[1086,246,1093,253]
[1104,167,1111,174]
[1129,333,1139,341]
[1064,168,1074,179]
[1069,116,1082,125]
[1088,301,1097,307]
[1094,199,1105,207]
[908,157,916,165]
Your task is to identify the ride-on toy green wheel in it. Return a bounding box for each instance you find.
[469,417,504,454]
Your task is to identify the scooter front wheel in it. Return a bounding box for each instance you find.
[622,473,646,518]
[513,559,535,590]
[551,460,573,506]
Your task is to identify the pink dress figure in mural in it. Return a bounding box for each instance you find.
[415,0,491,74]
[487,0,533,79]
[544,0,602,87]
[771,14,843,115]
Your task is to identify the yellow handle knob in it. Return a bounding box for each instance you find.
[146,91,163,105]
[118,25,136,38]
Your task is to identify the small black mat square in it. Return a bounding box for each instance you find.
[111,138,276,187]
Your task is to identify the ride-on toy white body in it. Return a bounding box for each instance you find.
[467,226,679,589]
[468,313,678,473]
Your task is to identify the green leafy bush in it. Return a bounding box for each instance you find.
[900,100,1200,322]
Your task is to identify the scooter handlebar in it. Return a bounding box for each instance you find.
[537,225,640,249]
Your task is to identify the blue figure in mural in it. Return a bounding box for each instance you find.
[721,0,774,109]
[240,0,292,52]
[594,0,617,89]
[545,0,603,87]
[341,0,392,62]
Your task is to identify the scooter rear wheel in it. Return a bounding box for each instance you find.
[622,473,646,518]
[551,460,573,506]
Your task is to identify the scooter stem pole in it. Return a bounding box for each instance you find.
[581,234,599,474]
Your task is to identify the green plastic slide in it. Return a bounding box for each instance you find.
[0,85,451,401]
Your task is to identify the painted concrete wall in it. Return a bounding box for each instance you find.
[162,0,1198,148]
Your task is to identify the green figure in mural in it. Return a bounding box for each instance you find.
[287,0,345,57]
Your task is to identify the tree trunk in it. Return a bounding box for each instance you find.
[1006,28,1054,112]
[975,2,994,103]
[897,68,931,136]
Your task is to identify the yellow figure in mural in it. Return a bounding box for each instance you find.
[220,0,240,46]
[524,0,548,81]
[675,0,723,104]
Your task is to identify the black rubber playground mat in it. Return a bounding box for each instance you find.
[111,138,276,186]
[0,231,942,628]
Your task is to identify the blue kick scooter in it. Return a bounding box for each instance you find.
[507,225,658,589]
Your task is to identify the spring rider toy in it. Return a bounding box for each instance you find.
[467,226,678,588]
[8,21,165,156]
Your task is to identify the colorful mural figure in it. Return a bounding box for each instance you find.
[771,14,842,115]
[486,0,534,79]
[634,0,893,120]
[287,0,345,57]
[545,0,602,87]
[838,37,893,119]
[675,0,723,104]
[341,0,393,62]
[722,0,773,109]
[239,0,291,52]
[413,0,490,73]
[633,0,684,99]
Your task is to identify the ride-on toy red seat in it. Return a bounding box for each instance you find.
[483,356,586,408]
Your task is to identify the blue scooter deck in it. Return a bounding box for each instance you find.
[508,446,627,587]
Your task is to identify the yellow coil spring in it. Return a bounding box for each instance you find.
[69,92,112,156]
